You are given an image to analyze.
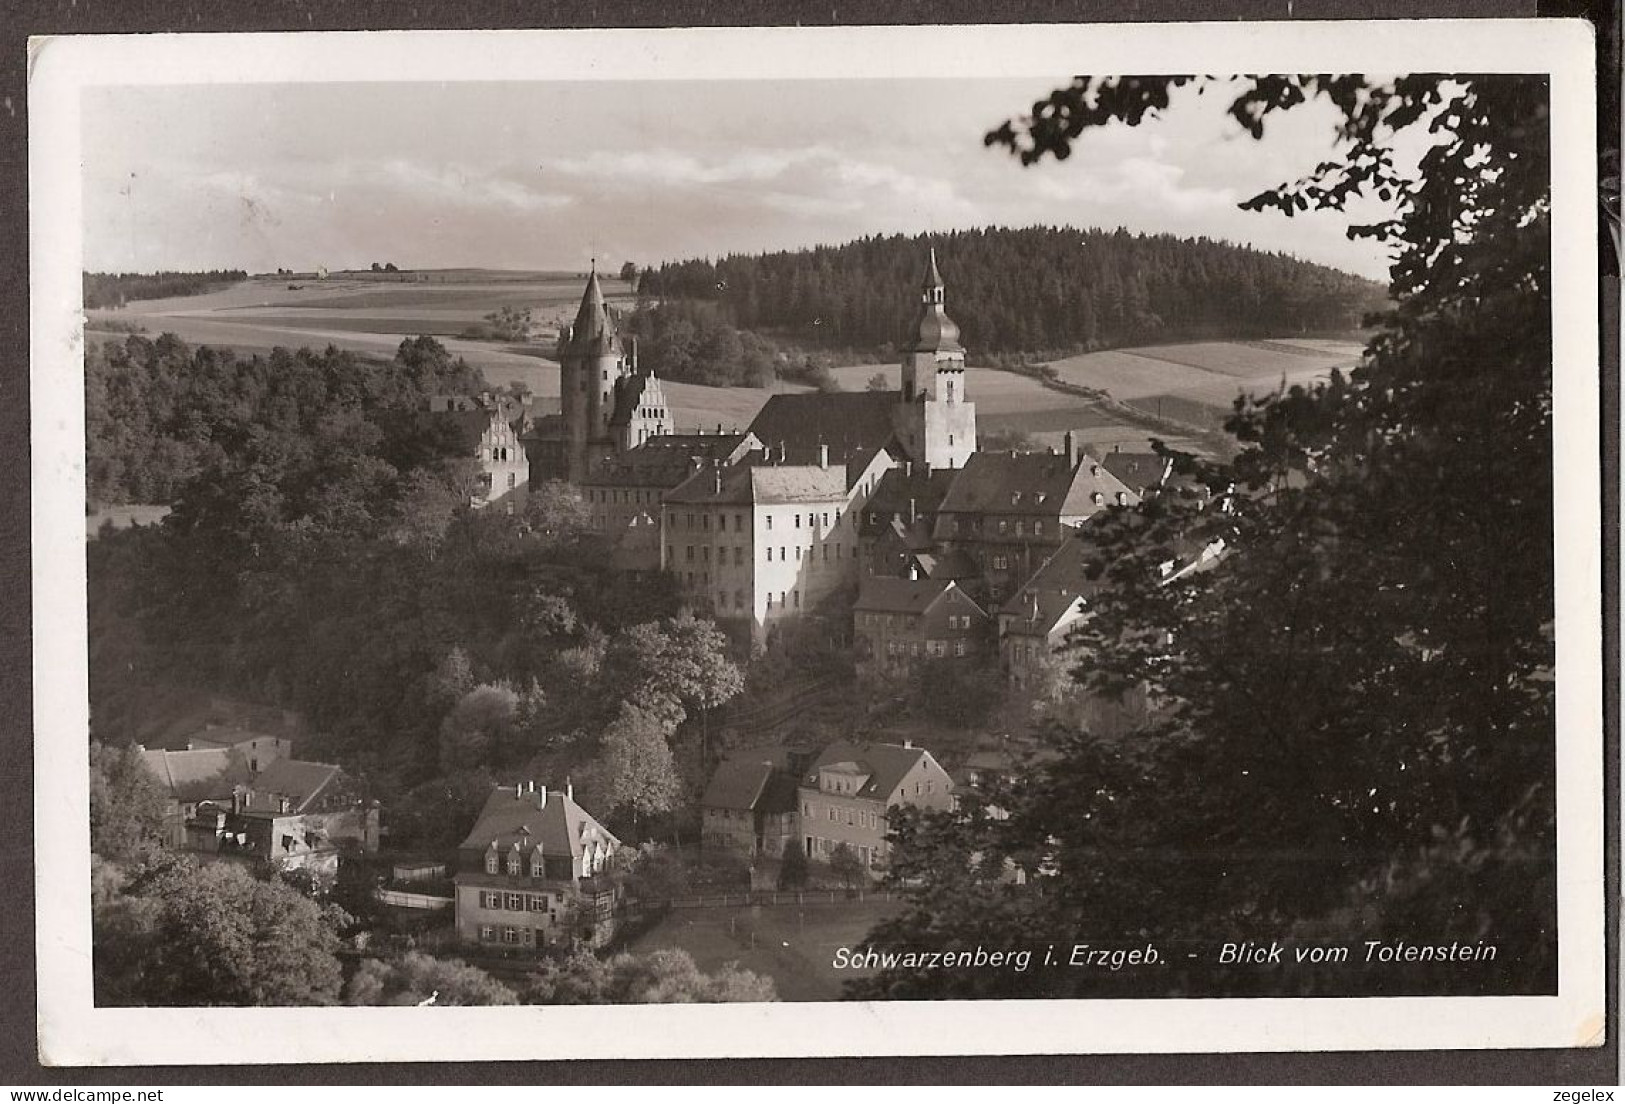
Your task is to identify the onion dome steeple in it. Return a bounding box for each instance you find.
[908,245,963,354]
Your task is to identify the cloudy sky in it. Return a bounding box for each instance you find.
[82,78,1400,280]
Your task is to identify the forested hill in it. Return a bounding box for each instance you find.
[635,226,1388,355]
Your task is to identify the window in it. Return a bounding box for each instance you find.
[828,808,836,821]
[481,891,500,909]
[1015,520,1025,536]
[480,925,496,942]
[779,546,786,561]
[795,515,801,529]
[520,927,535,946]
[703,546,711,562]
[821,513,829,527]
[766,515,773,530]
[529,894,548,911]
[503,927,521,945]
[530,857,543,878]
[508,472,517,489]
[998,520,1009,535]
[703,514,711,531]
[1035,520,1045,536]
[485,852,499,874]
[954,640,968,657]
[793,590,801,608]
[928,640,946,657]
[506,892,523,910]
[780,591,787,608]
[846,809,854,825]
[734,547,743,566]
[686,546,694,562]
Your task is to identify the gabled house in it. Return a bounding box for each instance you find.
[698,747,807,858]
[451,781,622,951]
[852,576,991,677]
[181,758,379,876]
[138,745,253,848]
[932,434,1139,605]
[797,740,955,873]
[430,392,531,512]
[997,532,1105,690]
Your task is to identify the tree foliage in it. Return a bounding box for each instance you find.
[855,74,1557,1000]
[96,857,344,1006]
[345,951,517,1006]
[638,225,1385,356]
[89,742,167,861]
[522,947,776,1004]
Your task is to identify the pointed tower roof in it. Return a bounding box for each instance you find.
[564,264,623,357]
[907,245,963,355]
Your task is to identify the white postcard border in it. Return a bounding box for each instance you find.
[29,19,1605,1065]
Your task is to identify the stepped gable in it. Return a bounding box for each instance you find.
[458,783,619,860]
[745,390,899,483]
[608,373,654,430]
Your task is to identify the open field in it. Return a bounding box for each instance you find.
[87,273,1367,455]
[86,271,793,429]
[630,898,903,1002]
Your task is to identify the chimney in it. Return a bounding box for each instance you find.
[539,785,548,809]
[908,497,917,524]
[903,738,913,749]
[716,422,723,435]
[713,469,723,495]
[778,440,788,464]
[566,778,574,801]
[630,337,638,372]
[818,443,829,470]
[905,460,913,478]
[1063,431,1078,468]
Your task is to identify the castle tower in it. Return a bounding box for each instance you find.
[894,246,976,470]
[558,265,629,482]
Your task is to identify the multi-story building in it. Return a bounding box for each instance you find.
[932,434,1140,605]
[451,781,621,951]
[698,747,807,858]
[997,531,1103,690]
[852,576,992,678]
[857,460,960,579]
[661,440,894,643]
[579,431,760,571]
[429,392,531,511]
[892,248,977,471]
[552,268,673,483]
[796,740,955,872]
[183,759,380,877]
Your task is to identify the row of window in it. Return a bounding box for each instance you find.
[476,890,560,915]
[584,487,659,506]
[882,639,970,657]
[478,925,537,946]
[808,804,886,830]
[805,836,879,864]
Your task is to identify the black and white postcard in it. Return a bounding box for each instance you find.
[28,20,1606,1064]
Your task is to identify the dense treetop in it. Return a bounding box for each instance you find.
[635,225,1387,355]
[84,270,247,310]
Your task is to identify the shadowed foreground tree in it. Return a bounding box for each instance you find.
[854,74,1558,999]
[96,857,344,1006]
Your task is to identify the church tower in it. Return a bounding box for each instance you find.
[894,247,976,470]
[558,266,630,483]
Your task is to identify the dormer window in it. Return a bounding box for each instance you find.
[507,853,521,877]
[485,851,499,875]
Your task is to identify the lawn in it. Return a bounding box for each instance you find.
[630,898,904,1002]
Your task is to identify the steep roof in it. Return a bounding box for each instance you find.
[854,576,985,619]
[561,269,623,358]
[138,747,252,803]
[865,463,958,518]
[744,391,899,479]
[699,756,798,814]
[935,450,1139,526]
[245,758,345,813]
[999,531,1107,635]
[1099,451,1171,497]
[664,448,850,506]
[803,741,938,801]
[458,784,619,860]
[583,432,757,488]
